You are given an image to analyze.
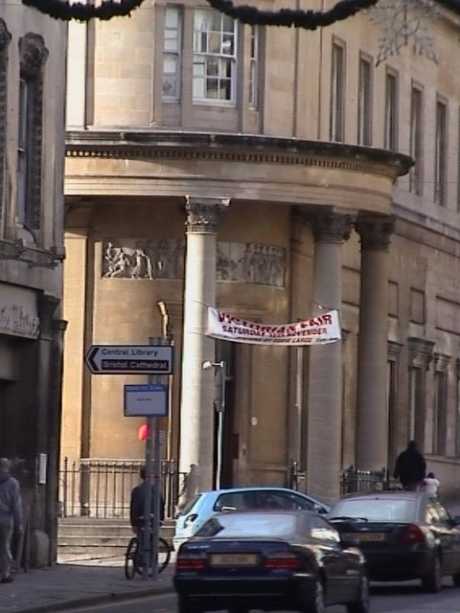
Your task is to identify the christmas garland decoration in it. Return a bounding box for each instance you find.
[21,0,146,22]
[205,0,379,29]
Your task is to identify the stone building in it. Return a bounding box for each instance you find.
[62,0,460,503]
[0,3,66,561]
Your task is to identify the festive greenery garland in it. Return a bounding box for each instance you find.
[205,0,379,29]
[21,0,146,22]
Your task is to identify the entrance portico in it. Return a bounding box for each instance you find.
[63,131,412,498]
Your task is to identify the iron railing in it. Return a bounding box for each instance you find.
[59,457,187,520]
[341,466,399,496]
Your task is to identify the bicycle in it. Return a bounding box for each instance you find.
[125,521,172,579]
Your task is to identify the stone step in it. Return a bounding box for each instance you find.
[57,545,127,557]
[58,525,133,538]
[58,525,174,540]
[59,534,131,546]
[57,519,175,559]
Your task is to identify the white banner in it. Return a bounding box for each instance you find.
[207,307,341,346]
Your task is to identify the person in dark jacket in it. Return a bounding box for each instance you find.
[129,466,165,532]
[0,458,23,583]
[393,440,426,490]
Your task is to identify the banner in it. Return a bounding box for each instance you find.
[207,307,341,346]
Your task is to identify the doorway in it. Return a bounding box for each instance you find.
[215,340,237,488]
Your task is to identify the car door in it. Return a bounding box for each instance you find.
[309,515,357,605]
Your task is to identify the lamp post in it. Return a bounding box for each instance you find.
[202,360,226,489]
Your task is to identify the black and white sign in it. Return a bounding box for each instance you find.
[124,384,168,417]
[85,345,173,375]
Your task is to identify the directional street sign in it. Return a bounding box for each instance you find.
[124,384,168,417]
[85,345,173,375]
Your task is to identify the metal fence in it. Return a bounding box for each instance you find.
[59,457,187,520]
[341,466,399,496]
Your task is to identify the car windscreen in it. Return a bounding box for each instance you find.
[178,494,202,516]
[330,498,417,522]
[196,513,297,538]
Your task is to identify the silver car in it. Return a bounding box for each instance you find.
[174,487,330,550]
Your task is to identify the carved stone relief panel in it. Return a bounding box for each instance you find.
[103,239,185,280]
[216,242,286,287]
[102,240,286,287]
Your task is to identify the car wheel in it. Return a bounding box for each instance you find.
[302,578,325,613]
[421,554,443,593]
[177,595,202,613]
[452,572,460,587]
[346,574,370,613]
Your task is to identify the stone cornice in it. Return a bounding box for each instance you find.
[65,130,413,180]
[0,239,65,269]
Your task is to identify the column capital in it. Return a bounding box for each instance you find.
[311,212,353,244]
[185,196,230,233]
[408,337,434,370]
[356,216,395,251]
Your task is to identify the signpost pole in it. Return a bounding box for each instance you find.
[142,411,154,580]
[148,336,167,582]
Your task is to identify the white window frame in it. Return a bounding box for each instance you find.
[162,5,182,102]
[192,8,237,106]
[248,25,258,109]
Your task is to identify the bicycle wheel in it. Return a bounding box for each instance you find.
[125,537,138,580]
[158,537,172,574]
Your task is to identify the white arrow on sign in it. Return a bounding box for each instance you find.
[85,345,173,375]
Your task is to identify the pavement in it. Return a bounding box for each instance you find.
[0,556,175,613]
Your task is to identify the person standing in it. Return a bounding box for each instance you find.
[423,472,440,497]
[0,458,23,583]
[393,440,427,491]
[129,466,165,533]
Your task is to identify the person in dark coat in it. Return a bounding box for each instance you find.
[129,466,165,532]
[393,440,426,490]
[0,458,23,583]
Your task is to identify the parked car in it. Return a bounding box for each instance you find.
[328,490,460,592]
[174,487,330,550]
[174,510,369,613]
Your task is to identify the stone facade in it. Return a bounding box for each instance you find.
[62,1,460,500]
[0,3,66,563]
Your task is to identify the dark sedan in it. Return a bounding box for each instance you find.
[174,510,369,613]
[329,491,460,592]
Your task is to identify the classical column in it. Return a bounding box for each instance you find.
[307,212,352,503]
[179,196,230,493]
[355,217,394,471]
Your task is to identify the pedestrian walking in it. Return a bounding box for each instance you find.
[423,472,440,497]
[0,458,23,583]
[393,440,426,491]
